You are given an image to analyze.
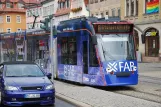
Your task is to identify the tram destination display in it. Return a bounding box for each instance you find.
[94,24,133,33]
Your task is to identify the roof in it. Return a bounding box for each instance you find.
[1,61,36,65]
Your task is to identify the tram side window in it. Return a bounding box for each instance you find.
[61,36,77,65]
[89,38,99,67]
[61,37,68,64]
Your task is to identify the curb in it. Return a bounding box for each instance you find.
[55,93,92,107]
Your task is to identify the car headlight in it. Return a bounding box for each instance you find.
[5,86,18,91]
[45,85,54,90]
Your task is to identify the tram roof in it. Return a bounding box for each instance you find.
[58,17,132,26]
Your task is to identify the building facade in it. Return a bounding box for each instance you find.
[88,0,121,18]
[0,0,26,33]
[54,0,70,27]
[121,0,161,62]
[26,6,44,29]
[41,0,55,26]
[25,0,43,29]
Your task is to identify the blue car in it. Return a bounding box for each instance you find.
[0,61,55,106]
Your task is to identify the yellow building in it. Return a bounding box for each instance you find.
[121,0,161,62]
[0,1,26,33]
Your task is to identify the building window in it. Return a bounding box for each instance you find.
[112,9,115,17]
[18,3,24,9]
[90,0,94,4]
[106,11,109,15]
[63,2,65,8]
[95,0,98,3]
[126,0,139,16]
[39,8,41,16]
[126,0,129,16]
[136,0,138,15]
[6,3,11,8]
[17,28,21,32]
[0,16,3,23]
[50,5,53,15]
[0,4,2,8]
[0,28,3,33]
[35,8,38,15]
[48,6,50,15]
[27,10,30,17]
[131,0,134,16]
[16,15,21,23]
[118,9,120,17]
[32,9,35,16]
[30,24,32,29]
[7,28,11,33]
[6,15,11,23]
[101,13,104,18]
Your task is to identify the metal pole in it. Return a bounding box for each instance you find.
[24,30,27,61]
[24,40,27,61]
[50,19,54,82]
[0,41,4,63]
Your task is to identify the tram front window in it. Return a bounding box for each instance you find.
[97,34,136,61]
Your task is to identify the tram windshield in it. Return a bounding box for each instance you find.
[97,34,136,61]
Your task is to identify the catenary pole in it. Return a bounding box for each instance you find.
[50,18,54,82]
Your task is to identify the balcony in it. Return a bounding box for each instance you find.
[0,8,26,13]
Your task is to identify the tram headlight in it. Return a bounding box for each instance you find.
[106,68,112,73]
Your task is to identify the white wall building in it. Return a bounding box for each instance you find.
[41,0,56,26]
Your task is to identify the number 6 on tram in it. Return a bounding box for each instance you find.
[56,17,138,86]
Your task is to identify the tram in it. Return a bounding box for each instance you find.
[56,17,138,86]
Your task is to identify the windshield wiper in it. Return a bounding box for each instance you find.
[7,76,19,77]
[126,56,135,60]
[22,75,37,77]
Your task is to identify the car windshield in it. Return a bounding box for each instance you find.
[5,64,45,77]
[97,34,136,61]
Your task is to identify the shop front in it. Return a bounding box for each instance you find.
[142,28,160,62]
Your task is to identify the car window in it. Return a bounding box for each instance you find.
[5,64,45,77]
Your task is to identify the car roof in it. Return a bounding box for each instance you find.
[0,61,36,65]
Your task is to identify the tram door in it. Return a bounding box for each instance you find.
[82,40,88,74]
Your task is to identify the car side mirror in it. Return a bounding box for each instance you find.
[46,73,52,79]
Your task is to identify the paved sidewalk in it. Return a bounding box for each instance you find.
[138,63,161,78]
[55,80,161,107]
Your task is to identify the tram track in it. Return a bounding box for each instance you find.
[94,85,161,104]
[112,88,161,104]
[99,76,161,104]
[139,75,161,85]
[56,76,161,104]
